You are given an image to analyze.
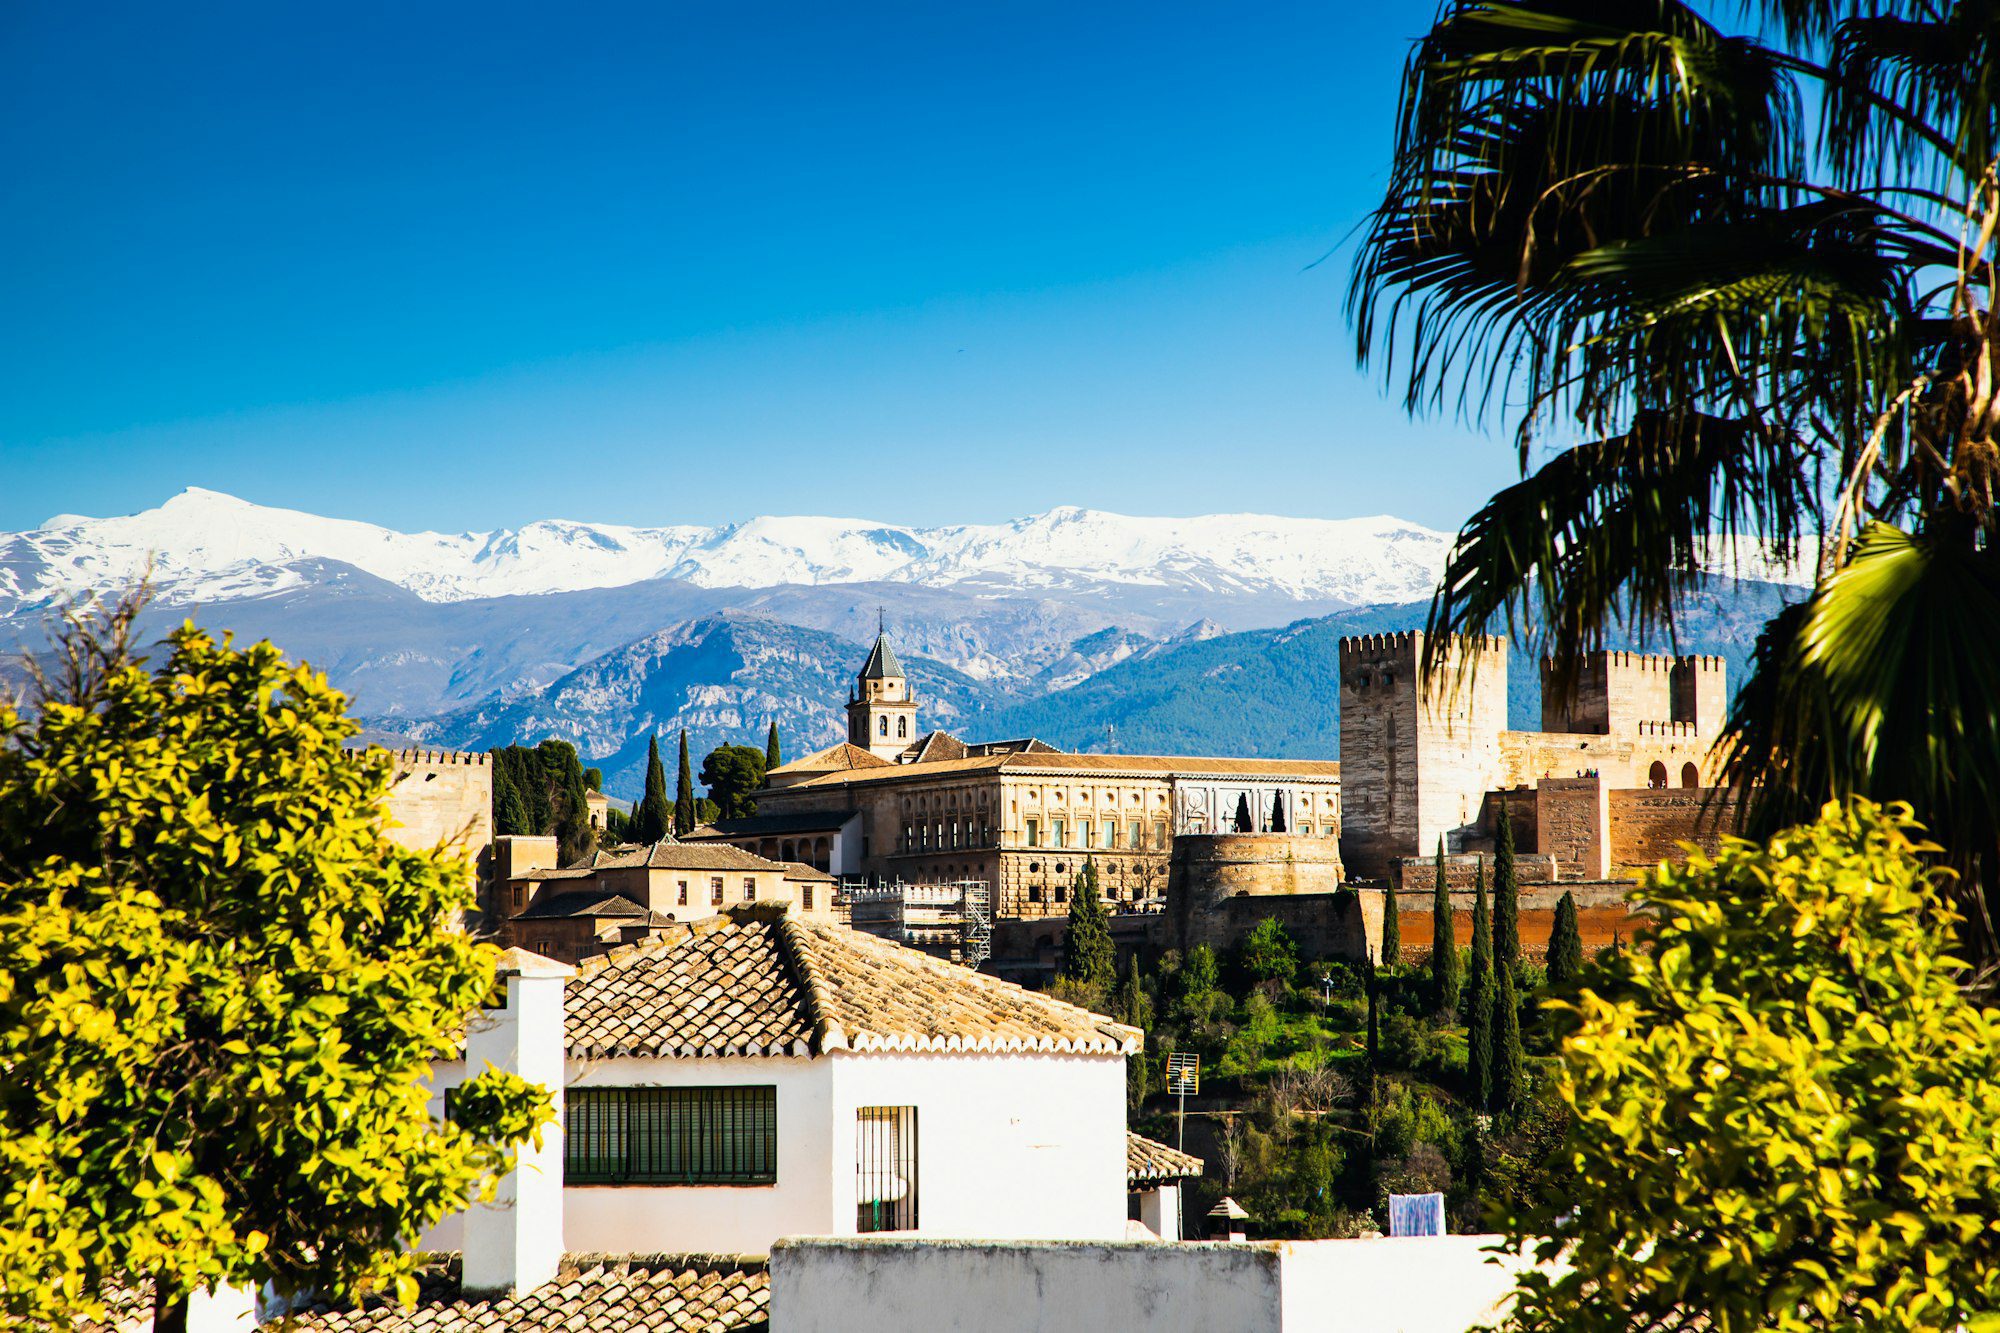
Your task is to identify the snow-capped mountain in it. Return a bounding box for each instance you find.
[0,488,1462,615]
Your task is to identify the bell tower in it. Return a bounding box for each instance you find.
[846,615,919,762]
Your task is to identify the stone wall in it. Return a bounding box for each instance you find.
[1390,880,1645,960]
[1163,833,1376,961]
[1535,777,1609,880]
[1387,851,1559,894]
[383,748,493,854]
[1608,786,1744,875]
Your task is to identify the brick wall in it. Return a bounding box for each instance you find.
[1536,777,1609,880]
[1608,786,1744,875]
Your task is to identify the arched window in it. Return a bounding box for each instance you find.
[1648,761,1669,789]
[898,716,908,738]
[1681,762,1700,788]
[878,716,888,737]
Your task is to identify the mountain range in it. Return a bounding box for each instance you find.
[0,491,1804,798]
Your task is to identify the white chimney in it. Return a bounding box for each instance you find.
[461,947,572,1298]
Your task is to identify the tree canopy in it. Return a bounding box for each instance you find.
[0,604,549,1328]
[490,741,595,864]
[629,734,671,845]
[1352,0,2000,957]
[698,744,767,822]
[673,731,696,837]
[1059,860,1115,1001]
[1504,801,2000,1331]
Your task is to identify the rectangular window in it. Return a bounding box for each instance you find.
[677,880,689,906]
[1051,818,1066,848]
[566,1086,777,1185]
[802,885,814,911]
[743,876,757,902]
[1083,820,1095,848]
[856,1106,918,1233]
[1153,822,1168,849]
[710,876,725,906]
[1024,818,1039,847]
[1101,819,1115,848]
[1129,820,1142,848]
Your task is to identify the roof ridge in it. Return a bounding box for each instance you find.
[774,912,846,1054]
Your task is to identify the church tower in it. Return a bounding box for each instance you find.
[846,624,919,762]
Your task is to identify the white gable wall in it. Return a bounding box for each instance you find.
[828,1050,1128,1242]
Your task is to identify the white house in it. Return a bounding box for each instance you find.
[423,901,1141,1258]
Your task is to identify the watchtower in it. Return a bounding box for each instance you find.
[1541,650,1727,737]
[846,627,919,762]
[1336,632,1509,880]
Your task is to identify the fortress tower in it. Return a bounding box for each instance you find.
[1541,651,1728,737]
[1337,632,1509,880]
[846,628,919,762]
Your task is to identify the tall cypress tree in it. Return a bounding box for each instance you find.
[1494,801,1520,977]
[1233,792,1253,833]
[491,750,530,836]
[1547,889,1584,990]
[1060,861,1116,997]
[1494,956,1524,1114]
[673,730,696,837]
[1467,858,1494,1111]
[765,720,782,771]
[1381,880,1401,968]
[1269,791,1287,833]
[1430,839,1460,1016]
[631,734,671,845]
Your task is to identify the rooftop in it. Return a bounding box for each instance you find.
[513,891,654,922]
[859,632,904,680]
[683,810,861,838]
[564,904,1140,1059]
[286,1255,765,1333]
[766,742,890,777]
[774,750,1340,792]
[1125,1131,1205,1186]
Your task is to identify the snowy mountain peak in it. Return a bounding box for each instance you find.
[0,491,1482,616]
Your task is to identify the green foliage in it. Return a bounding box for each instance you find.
[1381,883,1402,968]
[764,720,782,771]
[1430,839,1460,1016]
[1494,802,1519,974]
[1168,944,1222,1028]
[673,730,696,837]
[1376,1010,1435,1073]
[1493,959,1523,1115]
[1269,790,1287,833]
[1060,861,1116,998]
[1236,916,1300,989]
[1505,801,2000,1331]
[1352,0,2000,960]
[490,741,595,863]
[629,734,671,845]
[698,743,766,821]
[1467,860,1493,1111]
[582,766,602,792]
[1113,953,1154,1032]
[1233,791,1253,833]
[1546,890,1584,991]
[0,605,550,1328]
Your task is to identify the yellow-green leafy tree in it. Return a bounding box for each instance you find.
[0,599,551,1330]
[1503,801,2000,1331]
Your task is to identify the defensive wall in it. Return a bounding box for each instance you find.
[1162,832,1380,963]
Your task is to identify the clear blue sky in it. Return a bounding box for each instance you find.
[0,1,1520,535]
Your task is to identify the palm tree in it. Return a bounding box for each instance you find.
[1351,0,2000,956]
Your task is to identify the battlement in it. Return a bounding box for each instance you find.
[388,747,491,767]
[1338,630,1505,654]
[1636,720,1698,737]
[1673,653,1727,672]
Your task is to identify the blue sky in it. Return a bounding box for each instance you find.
[0,1,1522,535]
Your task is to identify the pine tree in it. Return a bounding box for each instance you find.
[1060,861,1116,996]
[1430,838,1460,1016]
[765,720,782,771]
[1494,800,1521,977]
[1233,792,1253,833]
[1269,791,1287,833]
[631,734,671,845]
[1547,889,1584,990]
[1381,879,1402,968]
[1467,858,1494,1111]
[673,730,696,837]
[1113,953,1153,1031]
[1494,956,1524,1114]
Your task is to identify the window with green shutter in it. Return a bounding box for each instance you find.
[565,1086,777,1185]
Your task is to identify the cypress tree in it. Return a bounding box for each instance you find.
[1494,801,1520,977]
[631,734,671,844]
[1113,953,1153,1031]
[1269,791,1287,833]
[1233,792,1253,833]
[1060,861,1116,996]
[765,720,782,771]
[491,750,530,836]
[1380,879,1401,968]
[1467,858,1494,1111]
[1494,956,1524,1114]
[1547,889,1584,989]
[1430,838,1460,1016]
[673,730,696,837]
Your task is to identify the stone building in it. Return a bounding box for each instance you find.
[381,747,493,856]
[735,631,1343,919]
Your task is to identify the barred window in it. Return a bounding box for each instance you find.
[566,1086,777,1185]
[856,1106,918,1232]
[743,876,757,902]
[710,876,724,906]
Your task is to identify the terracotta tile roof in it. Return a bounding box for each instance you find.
[291,1255,767,1333]
[684,810,860,839]
[778,862,836,883]
[587,842,790,873]
[513,891,650,922]
[74,1258,767,1333]
[1126,1131,1205,1185]
[767,742,889,776]
[902,730,967,763]
[566,905,1139,1059]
